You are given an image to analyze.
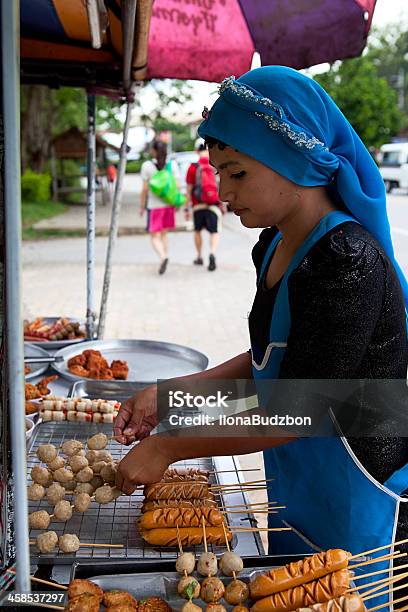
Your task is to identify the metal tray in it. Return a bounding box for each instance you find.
[69,557,307,611]
[25,343,50,380]
[69,379,147,402]
[24,316,86,350]
[52,339,209,384]
[27,423,252,565]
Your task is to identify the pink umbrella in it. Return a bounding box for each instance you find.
[147,0,376,82]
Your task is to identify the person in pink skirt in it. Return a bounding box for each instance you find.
[140,140,178,275]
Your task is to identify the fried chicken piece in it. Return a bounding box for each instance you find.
[68,354,86,367]
[100,368,114,380]
[86,350,109,371]
[103,591,137,608]
[68,365,90,377]
[36,375,58,396]
[25,364,31,375]
[111,360,129,380]
[106,607,139,612]
[64,593,100,612]
[138,597,172,612]
[68,579,103,602]
[25,383,41,401]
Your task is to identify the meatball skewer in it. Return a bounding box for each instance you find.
[176,526,201,603]
[29,534,124,553]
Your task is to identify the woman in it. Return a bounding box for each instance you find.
[115,67,408,593]
[140,140,177,275]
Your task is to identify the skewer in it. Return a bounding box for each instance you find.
[213,486,275,494]
[210,478,274,489]
[29,540,123,548]
[351,551,405,570]
[221,501,281,508]
[6,569,67,590]
[228,527,292,532]
[363,580,408,603]
[202,515,208,553]
[350,538,408,561]
[209,469,262,474]
[347,571,408,595]
[222,509,278,514]
[176,525,189,578]
[30,604,64,611]
[353,560,408,581]
[368,593,408,612]
[222,520,237,580]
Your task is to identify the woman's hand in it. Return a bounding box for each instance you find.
[115,435,174,495]
[113,385,158,445]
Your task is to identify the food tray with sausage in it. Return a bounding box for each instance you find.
[27,423,264,570]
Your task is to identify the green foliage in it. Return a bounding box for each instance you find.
[21,170,51,202]
[21,199,68,240]
[315,56,403,149]
[126,159,144,173]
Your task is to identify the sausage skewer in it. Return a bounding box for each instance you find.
[352,559,408,581]
[6,568,68,590]
[349,537,408,560]
[29,539,123,549]
[176,525,189,577]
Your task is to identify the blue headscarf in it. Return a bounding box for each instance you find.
[198,66,408,308]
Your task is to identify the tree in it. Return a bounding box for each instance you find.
[315,56,403,149]
[21,86,122,172]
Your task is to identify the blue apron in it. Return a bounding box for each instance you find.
[252,211,408,610]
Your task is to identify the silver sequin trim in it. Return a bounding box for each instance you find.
[219,75,327,151]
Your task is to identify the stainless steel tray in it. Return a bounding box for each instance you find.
[69,379,147,402]
[52,339,209,384]
[27,422,247,565]
[24,316,86,350]
[25,343,50,380]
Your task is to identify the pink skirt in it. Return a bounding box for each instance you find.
[147,207,176,233]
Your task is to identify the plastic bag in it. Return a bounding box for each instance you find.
[149,162,186,208]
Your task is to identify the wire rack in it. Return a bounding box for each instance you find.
[27,422,262,565]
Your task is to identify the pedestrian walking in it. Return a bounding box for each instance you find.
[140,140,178,275]
[116,66,408,572]
[185,139,224,271]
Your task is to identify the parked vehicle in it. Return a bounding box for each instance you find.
[379,143,408,193]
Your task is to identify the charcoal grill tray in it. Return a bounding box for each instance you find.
[27,422,259,565]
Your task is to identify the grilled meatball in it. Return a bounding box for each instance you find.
[53,467,74,483]
[105,606,138,612]
[87,433,108,450]
[37,531,58,553]
[100,462,117,485]
[90,475,104,489]
[197,552,218,577]
[46,482,66,504]
[231,607,249,612]
[219,551,244,577]
[31,466,51,486]
[27,483,45,501]
[75,483,95,495]
[64,593,100,612]
[59,534,80,553]
[201,577,225,604]
[92,460,107,474]
[68,579,103,602]
[61,440,84,457]
[86,450,99,465]
[54,500,73,521]
[103,591,137,608]
[28,510,51,530]
[176,552,196,575]
[64,480,77,491]
[177,576,201,600]
[48,456,66,471]
[74,492,92,513]
[206,606,227,612]
[224,580,249,605]
[69,455,89,473]
[181,603,202,612]
[94,485,115,504]
[76,467,94,483]
[37,444,57,463]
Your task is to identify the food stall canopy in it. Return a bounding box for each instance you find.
[146,0,377,82]
[20,0,153,97]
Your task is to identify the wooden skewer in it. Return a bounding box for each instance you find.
[221,501,281,508]
[209,469,262,474]
[30,604,65,611]
[6,569,68,590]
[350,538,408,561]
[222,509,278,514]
[351,551,404,570]
[214,486,274,494]
[229,527,292,532]
[353,560,408,581]
[202,515,208,553]
[176,525,188,578]
[210,478,274,489]
[29,540,123,548]
[363,580,408,603]
[347,571,408,595]
[221,521,236,580]
[369,593,408,612]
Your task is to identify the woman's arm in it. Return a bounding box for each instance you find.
[140,179,149,213]
[113,352,253,445]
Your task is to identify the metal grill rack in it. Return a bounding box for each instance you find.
[27,422,264,568]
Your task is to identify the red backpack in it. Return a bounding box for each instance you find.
[192,162,219,204]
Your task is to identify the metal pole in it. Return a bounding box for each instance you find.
[86,94,96,339]
[1,0,31,592]
[98,100,133,338]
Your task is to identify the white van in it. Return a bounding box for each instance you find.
[379,143,408,193]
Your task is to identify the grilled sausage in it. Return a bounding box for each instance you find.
[250,550,351,599]
[143,482,209,500]
[290,594,366,612]
[140,526,232,547]
[140,506,224,529]
[142,498,216,512]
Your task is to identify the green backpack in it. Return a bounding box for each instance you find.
[149,161,186,208]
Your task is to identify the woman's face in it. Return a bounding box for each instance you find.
[209,145,300,228]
